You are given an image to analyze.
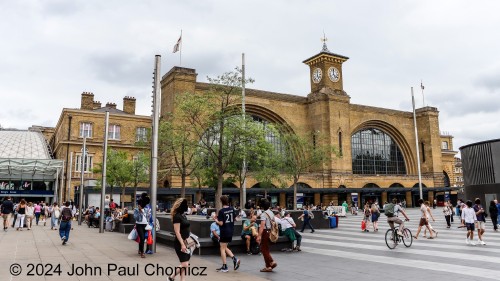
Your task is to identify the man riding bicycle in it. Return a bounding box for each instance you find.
[385,198,410,236]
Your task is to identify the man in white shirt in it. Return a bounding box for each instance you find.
[276,212,302,251]
[461,200,477,246]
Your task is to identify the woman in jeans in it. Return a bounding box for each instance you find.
[256,198,277,272]
[25,202,34,230]
[134,195,150,258]
[16,199,27,231]
[168,198,190,281]
[51,203,60,230]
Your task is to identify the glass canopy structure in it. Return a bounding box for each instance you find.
[0,130,63,200]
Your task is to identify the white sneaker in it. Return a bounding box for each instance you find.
[479,240,486,245]
[465,238,470,245]
[470,241,477,246]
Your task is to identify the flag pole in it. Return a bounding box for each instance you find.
[179,30,182,66]
[412,87,423,200]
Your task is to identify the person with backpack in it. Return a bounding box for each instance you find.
[298,205,315,233]
[256,198,277,273]
[385,198,409,236]
[214,195,241,273]
[59,201,73,245]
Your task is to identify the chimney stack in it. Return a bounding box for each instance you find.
[123,96,136,115]
[93,100,102,109]
[81,92,94,110]
[105,102,117,109]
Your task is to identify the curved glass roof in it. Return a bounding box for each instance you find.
[0,130,63,180]
[0,130,51,159]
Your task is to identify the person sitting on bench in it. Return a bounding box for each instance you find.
[241,214,259,255]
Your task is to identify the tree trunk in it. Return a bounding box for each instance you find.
[293,180,298,210]
[181,173,186,198]
[122,186,126,203]
[216,173,223,210]
[133,186,138,209]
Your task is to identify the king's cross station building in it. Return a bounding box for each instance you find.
[1,42,460,209]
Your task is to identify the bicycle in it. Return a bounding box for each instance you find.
[385,224,413,249]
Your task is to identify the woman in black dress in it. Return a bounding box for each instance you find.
[168,198,190,281]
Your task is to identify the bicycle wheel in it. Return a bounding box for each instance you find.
[402,228,413,247]
[385,229,397,249]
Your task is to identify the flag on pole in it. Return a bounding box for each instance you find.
[421,81,425,90]
[173,35,182,53]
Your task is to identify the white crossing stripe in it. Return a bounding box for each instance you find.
[297,208,500,280]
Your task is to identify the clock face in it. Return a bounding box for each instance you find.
[328,67,340,82]
[312,68,322,83]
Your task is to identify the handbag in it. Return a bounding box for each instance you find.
[147,230,153,245]
[145,223,152,231]
[54,210,61,219]
[184,237,196,249]
[128,227,138,240]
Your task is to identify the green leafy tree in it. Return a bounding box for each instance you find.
[175,68,254,209]
[131,152,150,208]
[94,149,133,200]
[281,132,337,210]
[226,119,282,206]
[159,92,205,198]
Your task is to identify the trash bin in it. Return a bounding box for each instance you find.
[328,216,337,228]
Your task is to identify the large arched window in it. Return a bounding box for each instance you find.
[351,128,406,175]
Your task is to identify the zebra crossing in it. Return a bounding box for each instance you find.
[299,208,500,280]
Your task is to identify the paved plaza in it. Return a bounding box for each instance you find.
[2,208,500,281]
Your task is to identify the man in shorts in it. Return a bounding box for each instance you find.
[461,200,477,245]
[473,198,487,245]
[1,197,14,231]
[385,198,410,236]
[413,199,434,239]
[215,195,240,273]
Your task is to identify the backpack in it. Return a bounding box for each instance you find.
[61,207,73,222]
[384,203,395,217]
[265,212,279,243]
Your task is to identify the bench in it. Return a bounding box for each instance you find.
[156,230,292,255]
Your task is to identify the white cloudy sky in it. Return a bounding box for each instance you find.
[1,0,499,152]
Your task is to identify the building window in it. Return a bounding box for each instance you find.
[421,142,425,162]
[108,125,121,140]
[441,141,449,150]
[79,122,92,138]
[136,127,147,142]
[351,128,406,175]
[75,154,93,173]
[339,132,343,156]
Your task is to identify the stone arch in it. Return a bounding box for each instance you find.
[232,103,296,135]
[251,182,278,189]
[443,171,451,187]
[351,120,416,175]
[413,183,427,188]
[289,182,313,189]
[363,183,380,188]
[389,183,404,187]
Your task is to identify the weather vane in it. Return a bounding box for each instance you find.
[321,31,329,52]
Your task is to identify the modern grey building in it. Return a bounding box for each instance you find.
[460,139,500,204]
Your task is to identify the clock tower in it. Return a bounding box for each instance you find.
[303,39,349,93]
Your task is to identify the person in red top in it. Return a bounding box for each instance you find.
[109,199,117,210]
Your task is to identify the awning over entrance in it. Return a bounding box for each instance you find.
[0,158,64,180]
